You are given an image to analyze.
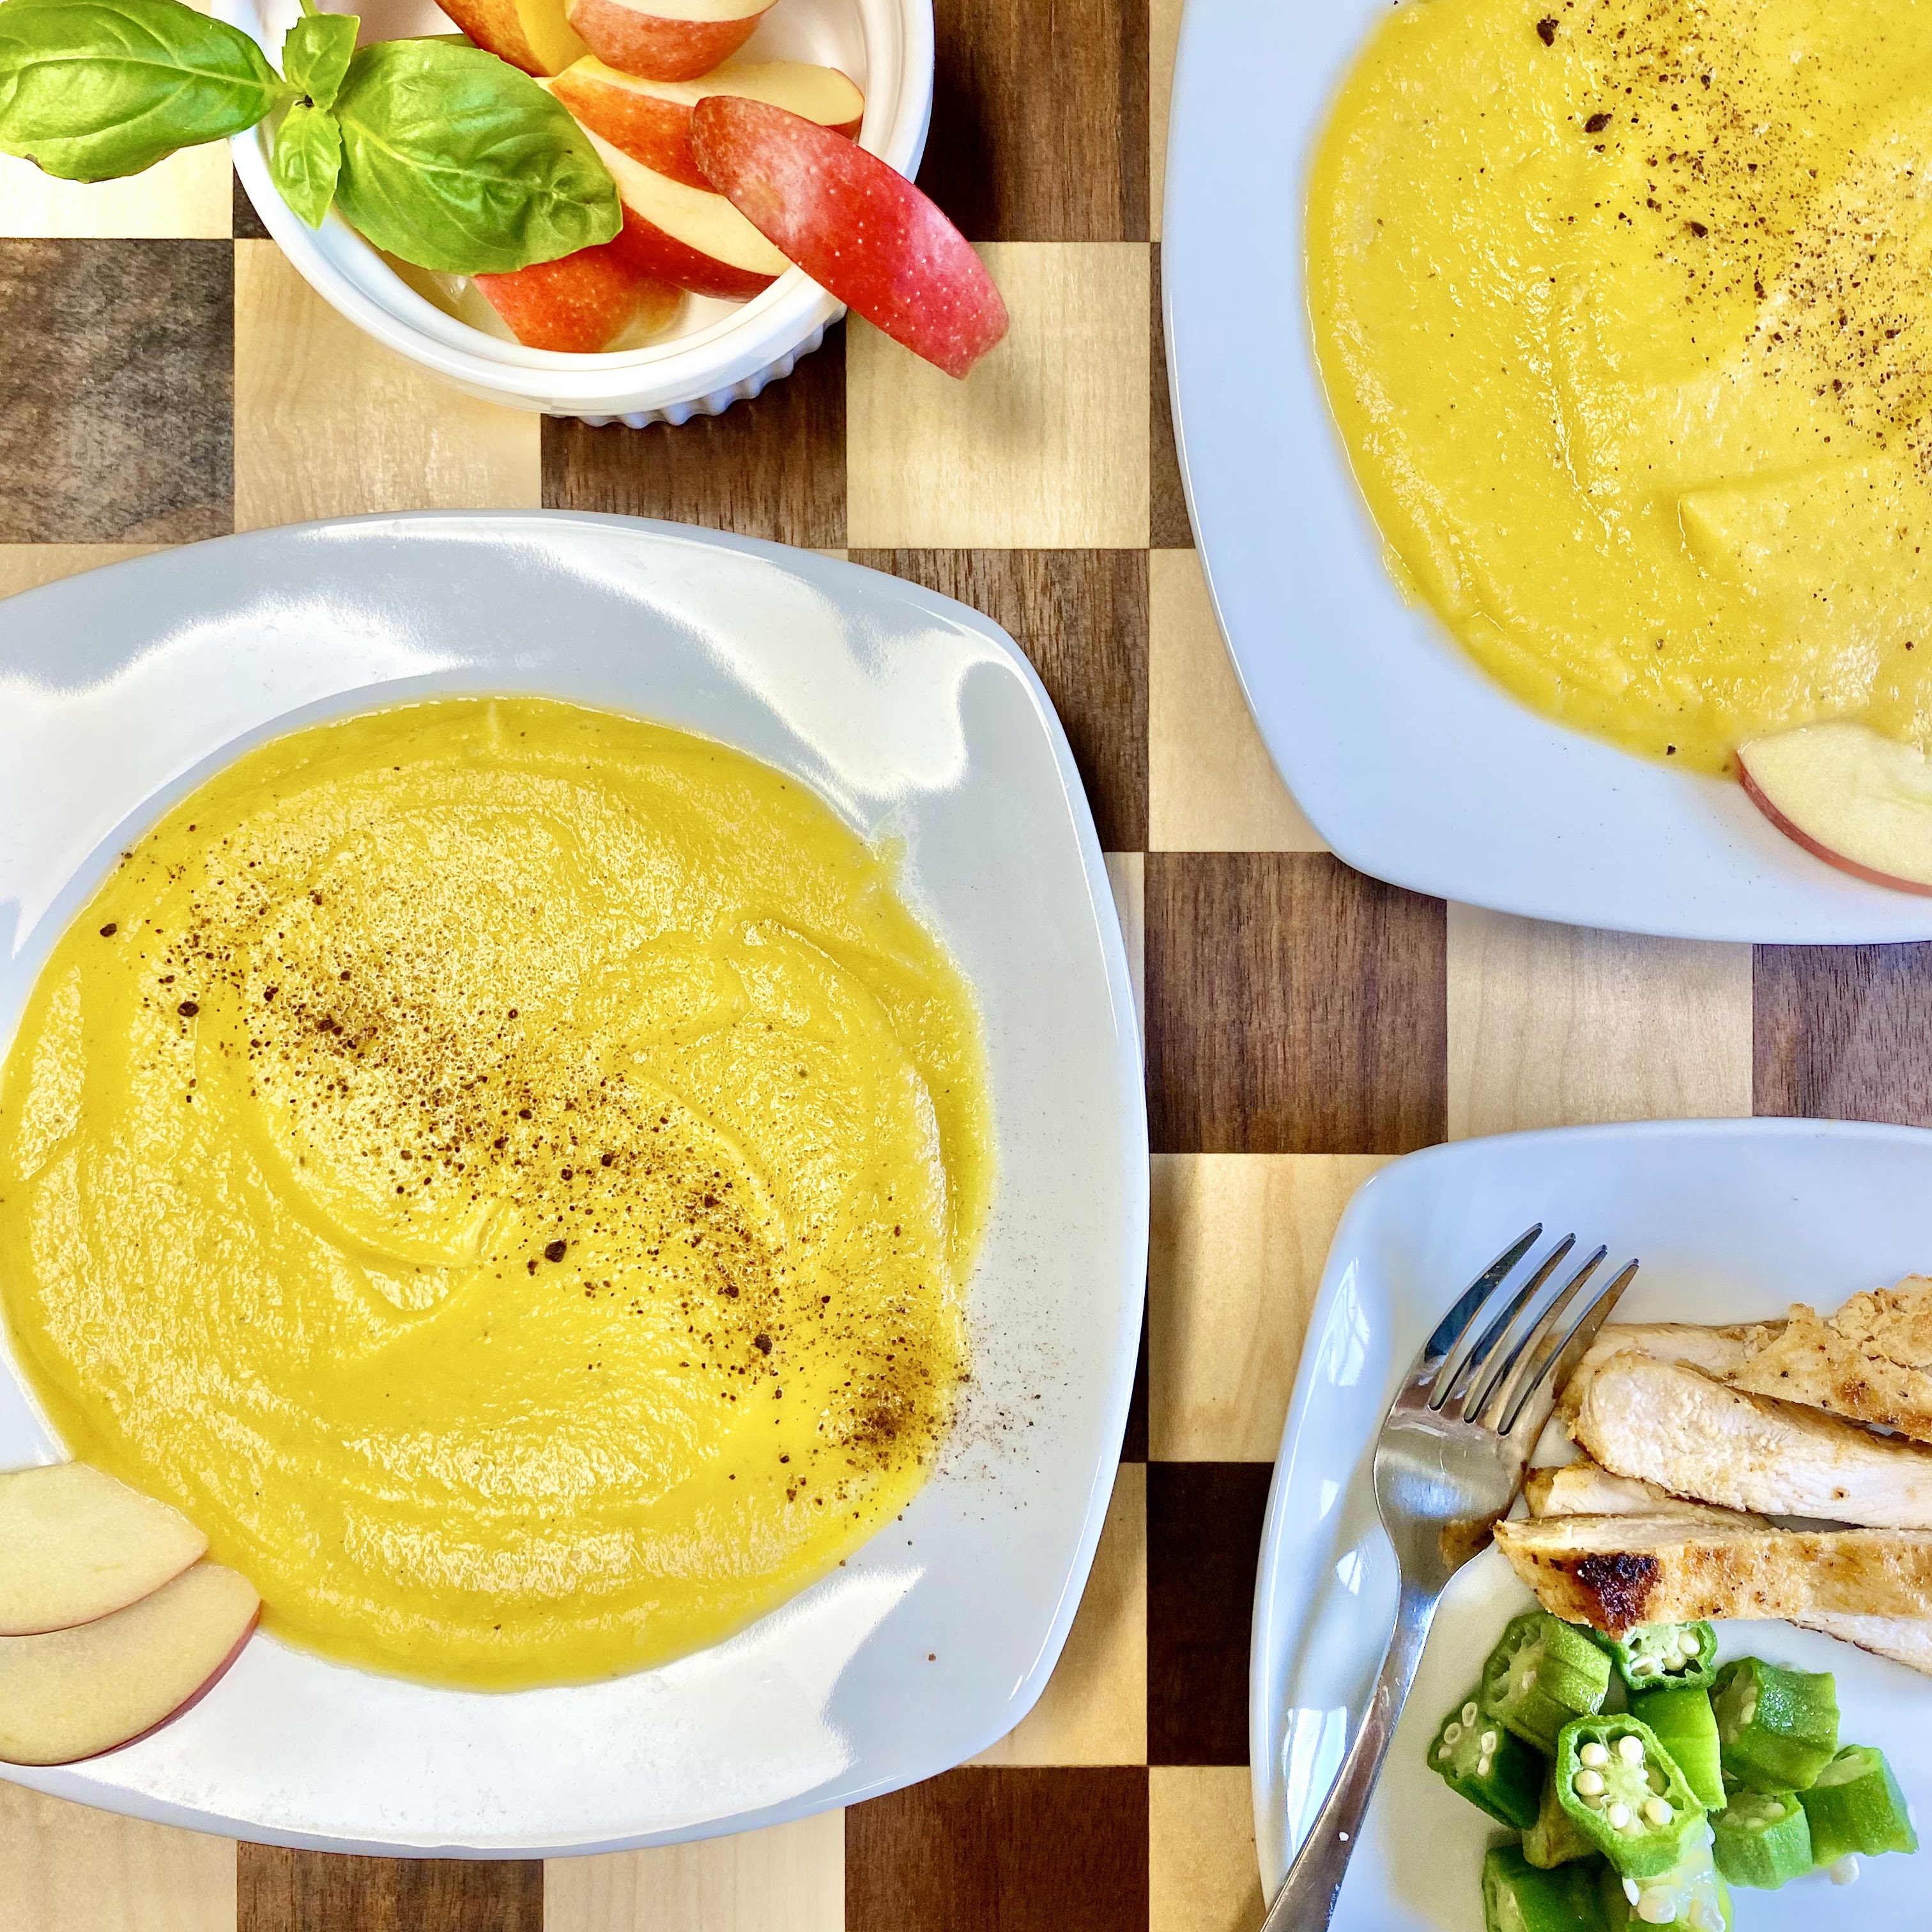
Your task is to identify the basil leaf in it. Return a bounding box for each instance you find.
[270,99,339,224]
[331,38,618,275]
[281,10,356,111]
[0,0,285,181]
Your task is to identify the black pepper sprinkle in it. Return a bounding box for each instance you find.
[544,1239,567,1262]
[1537,15,1557,44]
[178,999,200,1018]
[98,923,118,937]
[754,1333,772,1354]
[1687,220,1708,238]
[1585,111,1611,134]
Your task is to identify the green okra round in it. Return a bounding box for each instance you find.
[1482,1610,1613,1754]
[1630,1687,1725,1813]
[1712,1787,1812,1890]
[1799,1744,1919,1866]
[1593,1621,1720,1696]
[1428,1685,1544,1830]
[1711,1659,1839,1794]
[1598,1823,1731,1931]
[1482,1843,1610,1932]
[1555,1714,1707,1878]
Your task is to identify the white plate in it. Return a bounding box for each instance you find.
[0,513,1147,1855]
[1252,1118,1932,1926]
[1163,0,1932,942]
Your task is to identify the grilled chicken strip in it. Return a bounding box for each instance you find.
[1728,1280,1932,1445]
[1573,1349,1932,1529]
[1524,1458,1765,1527]
[1558,1321,1780,1424]
[1494,1513,1932,1633]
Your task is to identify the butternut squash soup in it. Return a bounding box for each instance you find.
[0,698,993,1689]
[1310,0,1932,772]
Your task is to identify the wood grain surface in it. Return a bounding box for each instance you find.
[237,1848,542,1932]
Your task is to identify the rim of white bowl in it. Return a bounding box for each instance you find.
[218,0,933,416]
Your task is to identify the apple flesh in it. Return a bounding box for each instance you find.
[0,1463,208,1637]
[689,97,1008,378]
[434,0,588,75]
[564,0,774,82]
[0,1563,259,1765]
[1739,720,1932,894]
[474,236,680,351]
[548,57,862,187]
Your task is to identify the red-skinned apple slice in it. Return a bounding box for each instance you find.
[688,98,1008,378]
[434,0,588,75]
[0,1463,208,1637]
[565,0,774,82]
[0,1563,259,1765]
[1738,720,1932,894]
[549,57,862,187]
[474,237,680,351]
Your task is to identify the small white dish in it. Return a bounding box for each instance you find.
[1163,0,1932,942]
[220,0,930,425]
[0,512,1147,1854]
[1251,1118,1932,1928]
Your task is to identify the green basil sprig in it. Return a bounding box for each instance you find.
[0,0,620,275]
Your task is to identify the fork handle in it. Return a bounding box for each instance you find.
[1259,1580,1441,1932]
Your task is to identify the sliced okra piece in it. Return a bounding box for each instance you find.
[1711,1788,1811,1890]
[1595,1623,1719,1695]
[1555,1714,1706,1878]
[1482,1610,1613,1754]
[1798,1744,1919,1866]
[1710,1659,1838,1793]
[1600,1821,1731,1930]
[1428,1686,1544,1830]
[1630,1688,1725,1812]
[1482,1843,1610,1932]
[1523,1764,1598,1869]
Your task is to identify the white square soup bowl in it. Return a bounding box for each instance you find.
[218,0,931,424]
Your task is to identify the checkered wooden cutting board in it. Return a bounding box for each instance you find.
[1,0,1925,1921]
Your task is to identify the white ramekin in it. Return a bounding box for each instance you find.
[218,0,931,424]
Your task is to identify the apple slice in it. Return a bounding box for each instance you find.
[0,1463,208,1636]
[549,57,862,188]
[434,0,588,75]
[1739,720,1932,894]
[0,1563,259,1765]
[565,0,774,82]
[689,97,1008,378]
[474,236,681,351]
[563,121,789,299]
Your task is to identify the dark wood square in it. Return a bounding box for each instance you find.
[0,240,232,544]
[1150,244,1193,548]
[847,1767,1150,1932]
[1147,1460,1273,1765]
[849,550,1149,850]
[1146,852,1448,1154]
[237,1848,542,1932]
[233,167,271,240]
[1755,945,1932,1125]
[1124,1304,1149,1462]
[919,0,1149,241]
[541,324,846,548]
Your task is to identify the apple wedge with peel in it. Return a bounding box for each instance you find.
[475,238,681,351]
[565,122,789,299]
[549,57,862,187]
[435,0,588,75]
[0,1563,259,1765]
[0,1463,208,1636]
[1738,720,1932,894]
[565,0,774,82]
[689,98,1008,378]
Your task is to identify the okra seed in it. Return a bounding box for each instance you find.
[1830,1856,1861,1887]
[1643,1798,1673,1826]
[1460,1702,1478,1726]
[1607,1802,1632,1830]
[1579,1742,1610,1769]
[1574,1770,1606,1798]
[1632,1657,1659,1678]
[1479,1730,1498,1754]
[1476,1756,1492,1777]
[1623,1878,1641,1907]
[1616,1735,1645,1765]
[1678,1631,1701,1657]
[1738,1692,1758,1726]
[1636,1897,1675,1925]
[1436,1745,1452,1762]
[1444,1722,1462,1745]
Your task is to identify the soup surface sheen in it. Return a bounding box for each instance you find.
[0,698,992,1688]
[1310,0,1932,771]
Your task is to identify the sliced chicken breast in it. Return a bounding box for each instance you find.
[1494,1513,1932,1633]
[1573,1349,1932,1529]
[1558,1321,1780,1424]
[1729,1281,1932,1445]
[1524,1457,1765,1526]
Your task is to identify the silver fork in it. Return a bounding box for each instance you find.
[1260,1226,1638,1932]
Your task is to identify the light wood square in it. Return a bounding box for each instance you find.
[845,244,1150,549]
[1446,906,1754,1140]
[1105,852,1146,1041]
[233,241,540,531]
[0,1783,234,1932]
[0,150,233,240]
[0,546,162,599]
[544,1809,843,1932]
[1148,549,1325,853]
[1150,1767,1265,1932]
[972,1460,1146,1766]
[1150,1153,1388,1462]
[1150,0,1186,241]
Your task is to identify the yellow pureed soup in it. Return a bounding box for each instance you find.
[0,698,993,1689]
[1310,0,1932,772]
